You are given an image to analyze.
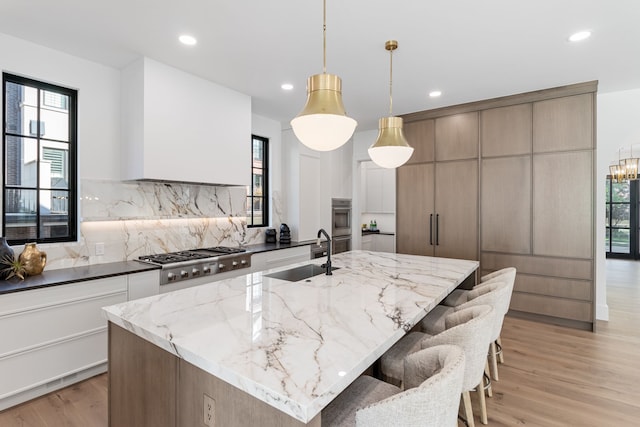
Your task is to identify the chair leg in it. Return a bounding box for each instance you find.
[497,337,504,363]
[462,391,475,427]
[489,341,499,381]
[484,361,493,397]
[476,383,488,425]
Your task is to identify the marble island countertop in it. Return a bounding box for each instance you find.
[102,250,478,423]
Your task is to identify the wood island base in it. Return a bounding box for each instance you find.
[108,323,320,427]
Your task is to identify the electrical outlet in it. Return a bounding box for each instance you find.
[203,393,215,427]
[95,242,105,256]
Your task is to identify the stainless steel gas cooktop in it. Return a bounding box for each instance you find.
[138,246,251,285]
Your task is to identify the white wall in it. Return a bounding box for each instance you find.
[595,88,640,321]
[0,32,122,181]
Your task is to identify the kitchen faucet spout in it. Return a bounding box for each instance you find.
[317,228,332,275]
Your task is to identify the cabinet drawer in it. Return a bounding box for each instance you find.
[481,253,592,280]
[0,329,107,399]
[510,292,592,322]
[0,276,127,315]
[512,275,592,301]
[0,291,125,357]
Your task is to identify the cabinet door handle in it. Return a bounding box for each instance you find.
[436,214,440,246]
[429,213,433,246]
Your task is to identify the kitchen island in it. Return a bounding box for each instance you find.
[102,250,478,426]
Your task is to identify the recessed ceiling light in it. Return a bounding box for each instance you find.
[429,90,442,98]
[568,31,591,42]
[179,35,197,46]
[281,83,294,91]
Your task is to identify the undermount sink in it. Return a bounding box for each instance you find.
[264,264,339,282]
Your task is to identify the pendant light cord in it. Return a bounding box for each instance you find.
[323,0,327,74]
[389,47,394,115]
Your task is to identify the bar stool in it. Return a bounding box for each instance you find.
[379,305,495,427]
[322,345,465,427]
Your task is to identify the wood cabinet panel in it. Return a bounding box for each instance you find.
[512,274,592,301]
[481,254,593,280]
[396,163,434,256]
[109,324,177,427]
[533,93,593,153]
[435,112,479,161]
[403,119,434,164]
[510,292,593,322]
[481,104,532,157]
[177,359,318,427]
[481,156,531,254]
[533,151,592,259]
[435,160,478,260]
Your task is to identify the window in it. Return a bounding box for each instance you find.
[605,177,639,259]
[3,73,77,244]
[247,135,268,227]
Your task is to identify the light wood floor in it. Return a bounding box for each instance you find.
[1,259,639,426]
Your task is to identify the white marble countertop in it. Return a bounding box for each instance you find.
[102,250,478,423]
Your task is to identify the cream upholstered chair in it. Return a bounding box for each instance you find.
[439,267,516,381]
[322,345,465,427]
[379,305,495,427]
[420,279,512,403]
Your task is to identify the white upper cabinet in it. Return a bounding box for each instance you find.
[363,162,395,213]
[121,57,251,186]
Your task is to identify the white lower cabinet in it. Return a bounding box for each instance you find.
[361,235,373,251]
[374,234,395,253]
[361,234,395,253]
[128,269,160,300]
[251,246,311,272]
[0,270,158,410]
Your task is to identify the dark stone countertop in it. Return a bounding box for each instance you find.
[0,261,160,295]
[361,230,395,235]
[0,241,313,296]
[244,240,313,254]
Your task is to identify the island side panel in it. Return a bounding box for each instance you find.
[177,358,321,427]
[108,323,178,427]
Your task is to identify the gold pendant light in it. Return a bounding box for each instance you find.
[368,40,414,168]
[290,0,357,151]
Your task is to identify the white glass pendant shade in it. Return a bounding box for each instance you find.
[368,116,414,168]
[291,73,357,151]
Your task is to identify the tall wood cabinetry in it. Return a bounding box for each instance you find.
[400,82,597,330]
[397,113,478,261]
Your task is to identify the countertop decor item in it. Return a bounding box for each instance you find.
[19,243,47,276]
[1,253,26,280]
[0,237,15,280]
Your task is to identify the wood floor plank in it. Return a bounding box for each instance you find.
[0,259,638,426]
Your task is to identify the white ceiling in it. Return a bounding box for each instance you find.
[1,0,639,131]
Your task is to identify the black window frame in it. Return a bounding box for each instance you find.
[2,73,78,245]
[605,176,639,259]
[247,135,268,228]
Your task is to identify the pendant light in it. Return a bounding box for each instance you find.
[368,40,414,168]
[290,0,357,151]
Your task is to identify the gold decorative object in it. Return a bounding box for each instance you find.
[19,243,47,276]
[290,0,357,151]
[368,40,414,168]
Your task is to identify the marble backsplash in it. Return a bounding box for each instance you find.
[11,180,281,271]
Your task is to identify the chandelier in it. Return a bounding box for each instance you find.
[610,146,639,183]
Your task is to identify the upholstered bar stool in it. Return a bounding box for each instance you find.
[379,305,495,427]
[322,345,465,427]
[439,268,516,381]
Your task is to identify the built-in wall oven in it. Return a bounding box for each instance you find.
[332,198,352,254]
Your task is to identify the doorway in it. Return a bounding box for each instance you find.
[605,177,639,259]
